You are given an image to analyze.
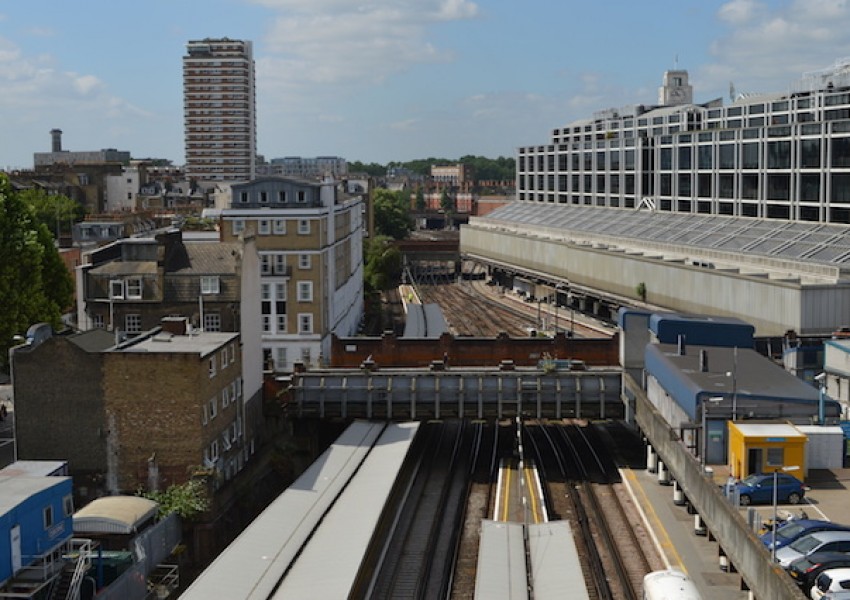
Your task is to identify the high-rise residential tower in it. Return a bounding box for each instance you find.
[183,38,256,184]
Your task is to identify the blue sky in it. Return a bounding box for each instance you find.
[3,0,850,170]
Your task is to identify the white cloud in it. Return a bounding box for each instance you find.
[701,0,850,96]
[718,0,765,24]
[252,0,478,90]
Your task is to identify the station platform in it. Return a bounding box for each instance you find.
[625,462,850,599]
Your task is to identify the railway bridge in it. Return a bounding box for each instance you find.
[289,367,624,420]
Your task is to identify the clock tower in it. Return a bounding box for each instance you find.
[659,70,693,105]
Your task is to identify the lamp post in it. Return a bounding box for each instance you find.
[815,372,826,425]
[772,465,801,562]
[701,396,724,471]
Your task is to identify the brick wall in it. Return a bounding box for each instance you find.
[329,331,619,368]
[14,337,107,474]
[102,346,241,493]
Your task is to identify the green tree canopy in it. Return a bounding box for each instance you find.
[373,188,412,240]
[0,175,74,368]
[18,188,84,236]
[363,235,403,292]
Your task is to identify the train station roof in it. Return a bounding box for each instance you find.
[479,203,850,277]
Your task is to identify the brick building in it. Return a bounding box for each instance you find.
[11,324,262,500]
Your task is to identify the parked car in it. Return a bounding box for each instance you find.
[788,552,850,594]
[761,520,850,550]
[775,531,850,568]
[734,473,806,506]
[811,567,850,599]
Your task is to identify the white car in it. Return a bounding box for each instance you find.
[811,567,850,599]
[774,531,850,568]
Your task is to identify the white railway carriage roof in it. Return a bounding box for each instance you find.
[479,203,850,270]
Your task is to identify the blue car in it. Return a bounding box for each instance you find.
[760,520,850,550]
[733,473,806,506]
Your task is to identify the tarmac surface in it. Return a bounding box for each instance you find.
[626,460,850,599]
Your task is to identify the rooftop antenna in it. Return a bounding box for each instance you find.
[729,81,736,102]
[674,54,679,69]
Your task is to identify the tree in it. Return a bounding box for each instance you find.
[18,188,83,237]
[0,175,74,369]
[440,188,455,214]
[364,236,403,292]
[373,189,412,240]
[139,479,209,520]
[415,187,426,211]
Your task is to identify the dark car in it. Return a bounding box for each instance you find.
[760,520,850,550]
[733,473,806,505]
[788,552,850,594]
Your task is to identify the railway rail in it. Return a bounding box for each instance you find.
[356,421,480,600]
[524,421,654,600]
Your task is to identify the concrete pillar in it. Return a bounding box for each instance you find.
[673,480,685,505]
[657,460,671,485]
[694,513,707,536]
[647,445,658,473]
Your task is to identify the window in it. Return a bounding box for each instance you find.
[201,276,220,295]
[92,314,104,329]
[301,347,312,364]
[298,219,310,234]
[229,343,236,364]
[801,139,821,168]
[260,255,272,275]
[273,219,286,234]
[202,403,209,425]
[204,313,221,332]
[274,347,286,371]
[63,495,73,517]
[297,281,313,302]
[126,278,142,299]
[222,386,230,409]
[232,219,245,235]
[299,254,311,269]
[209,396,218,419]
[278,190,287,203]
[209,358,217,378]
[258,219,271,235]
[274,254,286,275]
[210,439,219,461]
[43,506,54,529]
[299,313,313,334]
[766,447,784,467]
[125,314,141,333]
[260,191,268,203]
[230,381,237,404]
[297,190,306,203]
[109,280,125,300]
[239,191,249,203]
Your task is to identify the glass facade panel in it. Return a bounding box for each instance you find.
[767,141,791,168]
[800,174,820,202]
[832,138,850,167]
[742,143,759,169]
[832,173,850,203]
[719,145,735,169]
[801,139,821,168]
[742,174,759,199]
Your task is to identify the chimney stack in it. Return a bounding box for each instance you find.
[50,128,63,153]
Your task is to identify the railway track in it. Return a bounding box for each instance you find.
[416,271,614,338]
[525,421,653,600]
[358,421,479,600]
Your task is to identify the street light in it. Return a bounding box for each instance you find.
[701,396,724,472]
[815,372,827,425]
[772,465,801,562]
